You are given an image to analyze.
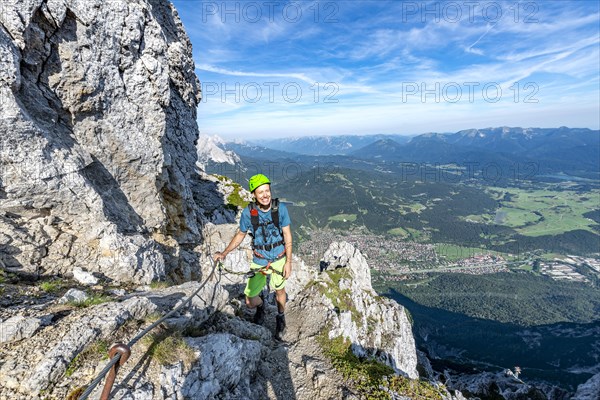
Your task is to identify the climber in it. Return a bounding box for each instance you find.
[213,174,293,340]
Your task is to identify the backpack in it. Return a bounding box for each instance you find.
[247,199,283,250]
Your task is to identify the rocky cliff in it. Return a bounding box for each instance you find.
[0,0,203,284]
[319,241,419,378]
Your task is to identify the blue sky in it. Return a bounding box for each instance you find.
[171,0,600,140]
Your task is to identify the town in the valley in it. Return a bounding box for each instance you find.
[298,229,599,285]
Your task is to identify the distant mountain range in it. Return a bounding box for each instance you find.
[203,127,600,180]
[257,134,413,156]
[351,127,599,178]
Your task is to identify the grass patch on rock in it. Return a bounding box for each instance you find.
[149,280,171,290]
[226,183,249,209]
[142,329,196,367]
[65,340,110,378]
[318,268,362,326]
[39,278,65,293]
[69,293,113,308]
[317,331,445,399]
[213,174,250,210]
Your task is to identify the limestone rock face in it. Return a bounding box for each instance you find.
[160,333,263,399]
[0,0,202,283]
[321,241,419,379]
[323,241,372,290]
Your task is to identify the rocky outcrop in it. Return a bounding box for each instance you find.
[574,372,600,400]
[0,0,203,284]
[320,241,419,378]
[443,370,573,400]
[0,315,43,343]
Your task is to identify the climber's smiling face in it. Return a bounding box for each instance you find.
[253,184,271,210]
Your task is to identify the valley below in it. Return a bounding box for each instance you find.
[207,127,600,396]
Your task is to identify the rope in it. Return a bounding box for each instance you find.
[218,263,255,278]
[78,258,218,400]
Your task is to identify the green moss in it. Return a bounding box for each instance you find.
[318,333,392,380]
[387,376,445,399]
[149,280,170,289]
[65,354,80,377]
[317,331,445,399]
[210,174,250,209]
[226,184,249,209]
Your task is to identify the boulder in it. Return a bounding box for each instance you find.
[58,288,88,304]
[0,315,42,343]
[72,267,98,285]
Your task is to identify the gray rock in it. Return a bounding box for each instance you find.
[72,267,98,285]
[322,241,372,290]
[58,288,89,304]
[179,333,264,399]
[112,333,264,400]
[0,0,203,284]
[109,288,127,296]
[113,383,155,400]
[444,370,549,400]
[574,372,600,400]
[322,241,419,379]
[0,316,42,343]
[17,296,157,394]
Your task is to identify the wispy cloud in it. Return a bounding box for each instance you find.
[196,64,316,84]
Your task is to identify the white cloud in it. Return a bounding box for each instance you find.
[196,64,316,84]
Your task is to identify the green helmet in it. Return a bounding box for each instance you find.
[248,174,271,192]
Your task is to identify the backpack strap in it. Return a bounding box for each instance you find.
[271,198,280,232]
[248,202,260,240]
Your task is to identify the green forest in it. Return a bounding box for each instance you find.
[376,272,600,326]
